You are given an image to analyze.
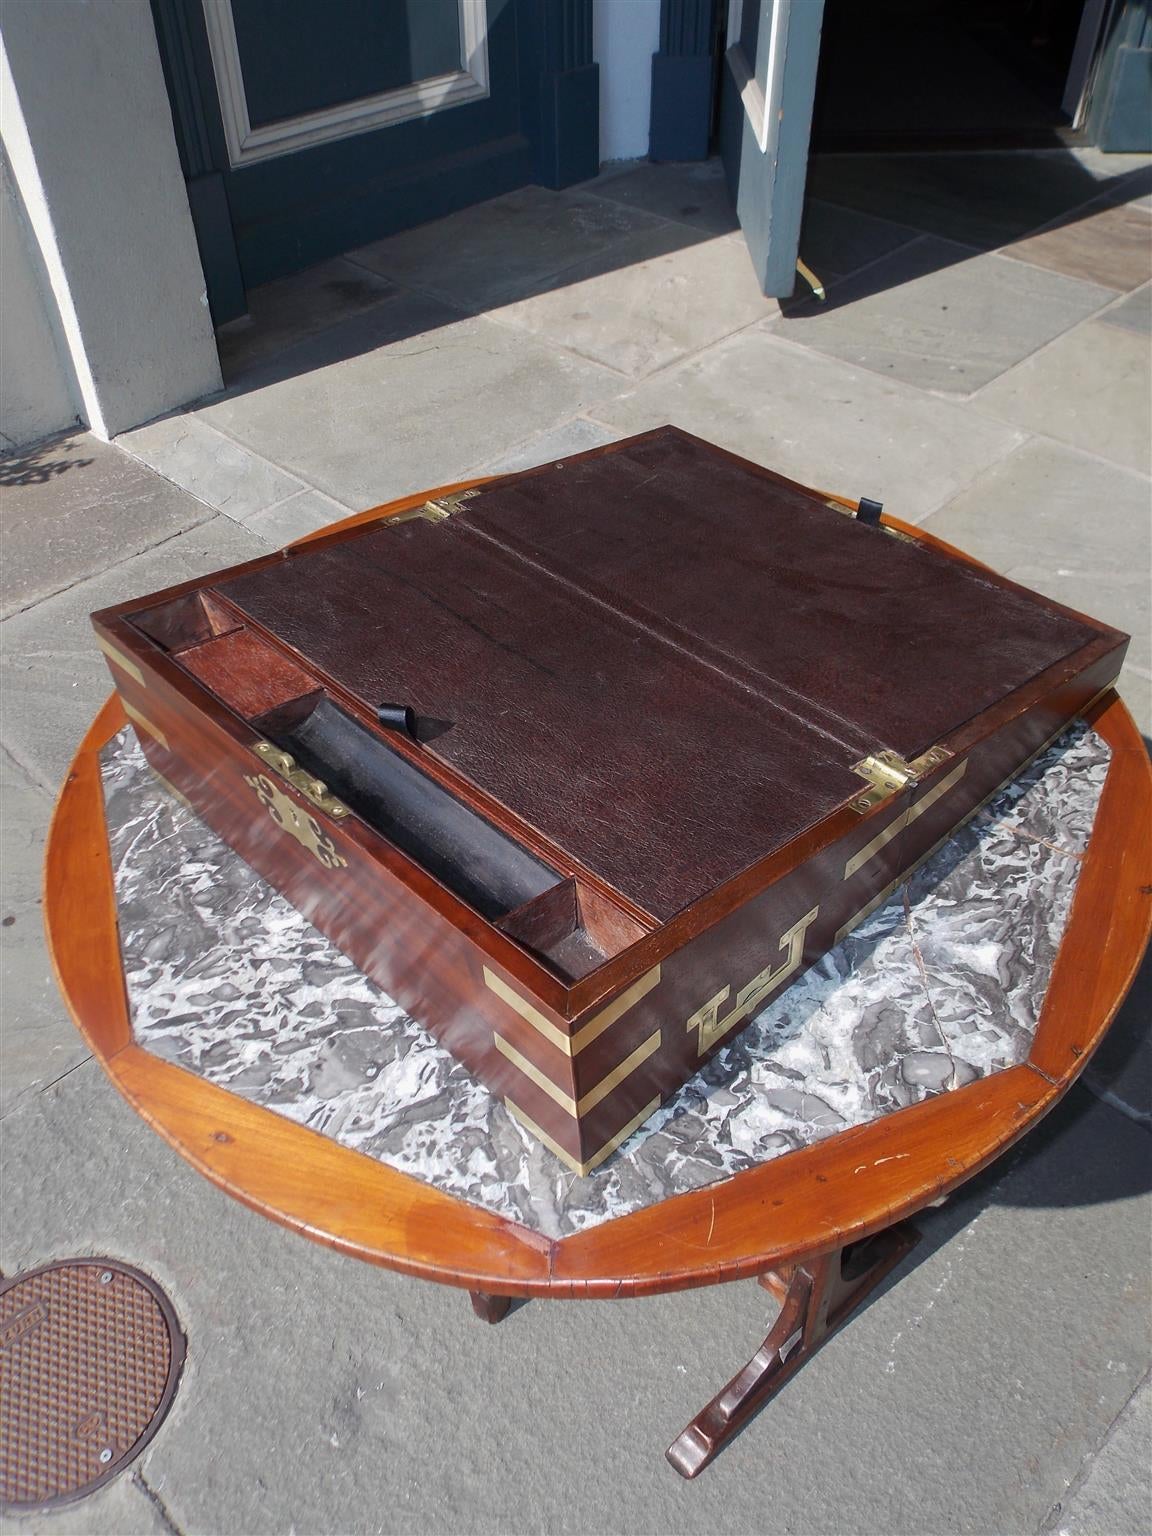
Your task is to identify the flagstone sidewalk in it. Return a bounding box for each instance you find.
[2,149,1149,1536]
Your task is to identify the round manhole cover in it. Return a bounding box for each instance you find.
[0,1258,185,1512]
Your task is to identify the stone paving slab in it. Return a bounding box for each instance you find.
[1001,200,1152,293]
[349,183,677,312]
[773,240,1114,394]
[217,256,401,381]
[490,227,773,378]
[118,414,308,526]
[194,303,624,512]
[0,432,213,621]
[0,516,266,792]
[1097,282,1151,337]
[584,157,741,234]
[918,438,1152,678]
[469,416,622,477]
[0,747,86,1121]
[1044,1376,1152,1536]
[971,318,1152,475]
[806,150,1148,250]
[592,325,1025,523]
[0,1065,1146,1536]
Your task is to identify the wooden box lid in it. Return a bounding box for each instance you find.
[206,428,1103,922]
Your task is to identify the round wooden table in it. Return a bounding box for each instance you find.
[45,486,1152,1477]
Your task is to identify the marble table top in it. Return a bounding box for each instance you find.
[103,722,1109,1240]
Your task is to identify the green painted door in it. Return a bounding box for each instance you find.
[152,0,599,319]
[719,0,826,296]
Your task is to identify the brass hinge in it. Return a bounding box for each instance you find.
[850,744,952,814]
[385,488,482,526]
[422,487,482,520]
[250,741,351,819]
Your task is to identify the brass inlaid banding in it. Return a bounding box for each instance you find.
[482,968,571,1053]
[843,760,968,881]
[482,964,661,1058]
[578,1031,660,1115]
[505,1095,664,1177]
[146,764,192,811]
[122,700,169,750]
[493,1033,577,1115]
[493,1029,662,1120]
[504,1098,580,1170]
[571,967,661,1055]
[96,636,144,685]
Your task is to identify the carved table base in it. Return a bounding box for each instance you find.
[469,1291,513,1324]
[666,1222,921,1478]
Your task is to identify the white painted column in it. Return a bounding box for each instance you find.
[0,0,222,440]
[593,0,661,162]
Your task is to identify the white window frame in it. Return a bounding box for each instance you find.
[725,0,790,153]
[201,0,490,168]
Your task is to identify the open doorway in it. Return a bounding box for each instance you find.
[810,0,1098,151]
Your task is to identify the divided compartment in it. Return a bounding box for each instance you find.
[130,590,242,653]
[127,589,651,980]
[496,879,650,981]
[254,692,563,928]
[129,589,324,719]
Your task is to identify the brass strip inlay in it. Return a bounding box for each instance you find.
[507,1092,664,1177]
[843,760,968,881]
[483,964,661,1059]
[571,966,661,1055]
[147,764,192,811]
[493,1033,578,1116]
[578,1031,660,1116]
[686,908,820,1057]
[495,1027,662,1122]
[483,968,571,1054]
[584,1097,662,1174]
[122,700,169,749]
[505,1099,583,1173]
[96,636,144,685]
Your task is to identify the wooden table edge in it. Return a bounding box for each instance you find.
[43,498,1152,1299]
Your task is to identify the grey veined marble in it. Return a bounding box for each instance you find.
[103,723,1110,1240]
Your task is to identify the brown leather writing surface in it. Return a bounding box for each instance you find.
[214,510,862,920]
[458,429,1098,758]
[214,428,1101,918]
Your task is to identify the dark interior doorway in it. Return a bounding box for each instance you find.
[811,0,1090,151]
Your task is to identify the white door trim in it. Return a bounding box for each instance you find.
[202,0,490,168]
[725,0,790,154]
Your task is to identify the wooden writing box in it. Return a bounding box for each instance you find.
[92,428,1128,1174]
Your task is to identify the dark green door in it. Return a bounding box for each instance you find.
[152,0,599,319]
[719,0,826,296]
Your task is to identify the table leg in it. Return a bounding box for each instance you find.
[666,1222,920,1478]
[469,1290,512,1324]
